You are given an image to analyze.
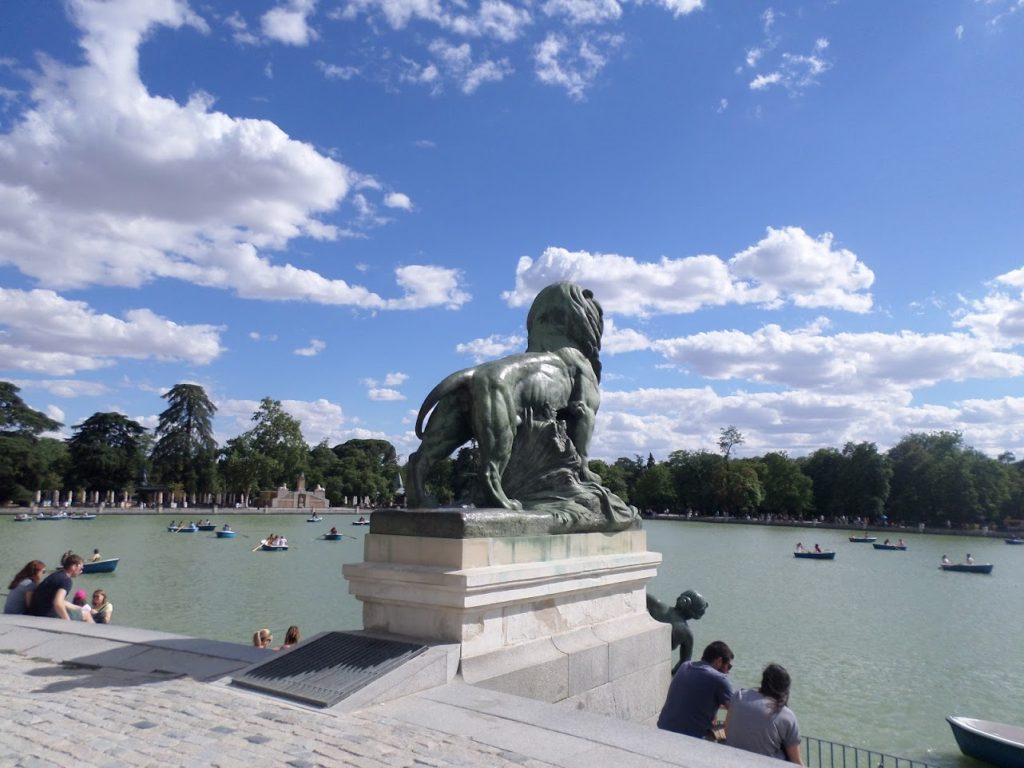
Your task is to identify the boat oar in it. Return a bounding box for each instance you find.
[251,540,266,552]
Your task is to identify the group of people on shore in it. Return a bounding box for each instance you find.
[4,552,113,623]
[657,641,804,764]
[252,625,301,651]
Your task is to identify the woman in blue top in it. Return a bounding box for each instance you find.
[4,560,46,614]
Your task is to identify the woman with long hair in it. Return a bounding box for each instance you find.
[4,560,46,614]
[91,589,113,624]
[278,625,300,650]
[26,553,84,620]
[253,628,273,648]
[725,663,803,764]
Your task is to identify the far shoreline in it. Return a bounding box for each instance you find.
[12,505,1021,539]
[650,512,1019,540]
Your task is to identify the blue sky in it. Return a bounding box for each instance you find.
[1,0,1023,463]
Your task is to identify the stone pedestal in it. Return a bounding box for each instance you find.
[342,520,670,722]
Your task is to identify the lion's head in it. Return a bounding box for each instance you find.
[525,281,604,380]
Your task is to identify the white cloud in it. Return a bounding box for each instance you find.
[11,379,110,398]
[384,192,413,210]
[750,72,782,90]
[645,0,703,19]
[542,0,622,26]
[954,267,1024,346]
[729,227,874,312]
[748,40,831,94]
[249,331,279,342]
[317,61,360,80]
[602,319,652,354]
[955,24,964,40]
[45,405,66,424]
[503,227,873,316]
[294,338,327,356]
[0,1,469,312]
[0,288,224,375]
[363,373,408,400]
[651,322,1024,393]
[262,0,318,45]
[225,11,259,45]
[368,387,406,401]
[533,33,621,100]
[456,334,526,362]
[428,40,513,94]
[591,386,1024,461]
[449,0,533,41]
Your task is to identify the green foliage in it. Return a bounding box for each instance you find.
[151,383,218,496]
[332,439,401,505]
[0,383,65,504]
[633,463,677,512]
[67,412,147,492]
[666,450,725,514]
[757,452,813,518]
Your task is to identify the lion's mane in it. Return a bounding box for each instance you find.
[525,281,604,382]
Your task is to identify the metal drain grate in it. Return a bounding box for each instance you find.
[231,631,427,707]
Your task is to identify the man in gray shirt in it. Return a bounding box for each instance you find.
[657,640,734,738]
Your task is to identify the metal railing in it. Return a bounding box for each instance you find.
[803,735,941,768]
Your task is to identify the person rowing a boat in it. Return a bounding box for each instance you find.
[795,543,806,553]
[329,526,339,535]
[941,554,951,565]
[90,548,102,562]
[965,553,974,565]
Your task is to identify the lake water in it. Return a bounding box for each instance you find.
[3,513,1020,766]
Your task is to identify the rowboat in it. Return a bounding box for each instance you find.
[306,515,323,522]
[37,511,68,520]
[261,543,288,551]
[216,530,237,538]
[13,513,32,522]
[940,563,993,574]
[168,524,198,532]
[848,535,877,543]
[70,513,96,520]
[82,557,119,574]
[794,551,836,560]
[352,519,370,526]
[324,532,344,540]
[196,523,216,531]
[873,543,907,550]
[1006,537,1024,545]
[947,716,1024,768]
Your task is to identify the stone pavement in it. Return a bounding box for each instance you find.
[0,616,775,768]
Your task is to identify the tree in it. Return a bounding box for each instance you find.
[150,383,218,498]
[67,412,147,493]
[0,382,63,504]
[247,398,309,490]
[837,442,891,520]
[886,432,986,526]
[799,448,844,519]
[666,450,725,514]
[633,463,677,513]
[332,439,401,505]
[218,434,266,505]
[718,426,744,460]
[307,440,343,504]
[757,452,813,518]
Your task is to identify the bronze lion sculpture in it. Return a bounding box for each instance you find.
[406,281,605,511]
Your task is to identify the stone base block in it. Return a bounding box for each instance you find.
[342,527,670,722]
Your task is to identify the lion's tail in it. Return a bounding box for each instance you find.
[414,368,474,439]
